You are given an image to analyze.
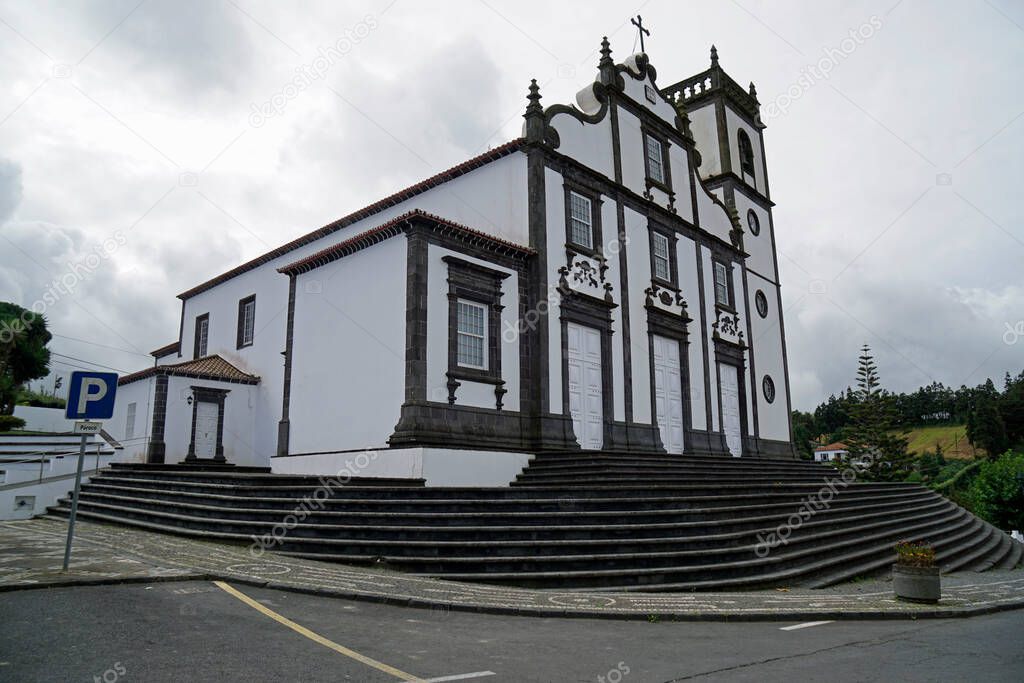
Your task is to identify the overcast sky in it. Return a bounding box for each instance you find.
[1,0,1021,410]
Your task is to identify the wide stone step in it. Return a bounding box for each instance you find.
[76,482,937,519]
[99,468,423,488]
[86,472,915,500]
[999,539,1024,569]
[48,466,1017,591]
[524,456,837,472]
[402,510,973,589]
[62,490,948,543]
[802,513,988,587]
[514,471,830,483]
[516,475,843,485]
[50,491,953,562]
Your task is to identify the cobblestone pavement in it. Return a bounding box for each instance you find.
[2,517,1023,621]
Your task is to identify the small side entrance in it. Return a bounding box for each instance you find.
[186,386,229,462]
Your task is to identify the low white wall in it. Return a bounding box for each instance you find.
[0,453,114,521]
[420,449,531,487]
[270,449,422,479]
[270,447,532,487]
[11,406,75,433]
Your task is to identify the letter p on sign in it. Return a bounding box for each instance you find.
[65,371,119,420]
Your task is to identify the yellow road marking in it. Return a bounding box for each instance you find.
[213,581,423,682]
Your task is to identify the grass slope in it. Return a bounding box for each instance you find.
[902,424,981,459]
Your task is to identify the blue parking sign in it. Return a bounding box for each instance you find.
[65,371,118,420]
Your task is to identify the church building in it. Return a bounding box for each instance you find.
[109,38,796,485]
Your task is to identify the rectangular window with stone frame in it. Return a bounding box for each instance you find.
[456,299,487,369]
[443,255,510,387]
[236,294,256,349]
[713,260,734,309]
[563,183,603,256]
[649,226,678,288]
[643,132,671,192]
[194,313,209,358]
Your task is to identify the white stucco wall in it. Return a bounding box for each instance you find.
[287,236,407,455]
[11,406,75,434]
[624,207,652,425]
[545,168,565,415]
[677,236,707,431]
[270,447,531,486]
[746,269,790,441]
[688,102,721,178]
[107,378,153,462]
[732,192,777,282]
[548,109,615,177]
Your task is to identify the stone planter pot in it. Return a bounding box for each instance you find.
[892,564,940,604]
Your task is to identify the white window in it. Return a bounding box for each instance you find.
[125,402,137,440]
[646,135,665,184]
[241,299,255,347]
[568,191,593,248]
[456,300,487,369]
[196,316,209,357]
[652,232,671,281]
[714,261,730,307]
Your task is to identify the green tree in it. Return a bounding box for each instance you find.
[842,344,912,481]
[0,302,51,414]
[1000,371,1024,447]
[790,410,818,460]
[963,450,1024,531]
[966,380,1009,460]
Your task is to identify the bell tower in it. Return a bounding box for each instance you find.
[662,46,794,455]
[661,45,768,197]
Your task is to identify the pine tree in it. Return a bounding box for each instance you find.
[842,344,912,481]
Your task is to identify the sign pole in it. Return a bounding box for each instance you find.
[62,433,88,572]
[62,371,119,572]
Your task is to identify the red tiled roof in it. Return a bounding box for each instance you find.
[177,139,527,300]
[278,209,535,275]
[814,442,849,452]
[150,341,180,358]
[119,354,260,386]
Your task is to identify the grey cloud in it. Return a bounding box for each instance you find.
[0,158,22,225]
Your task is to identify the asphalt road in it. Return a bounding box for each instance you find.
[1,581,1022,682]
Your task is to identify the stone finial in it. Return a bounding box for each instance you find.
[749,81,758,98]
[710,44,719,67]
[598,36,617,86]
[599,36,612,65]
[524,79,545,142]
[526,79,543,115]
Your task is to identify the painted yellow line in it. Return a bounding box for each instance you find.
[213,581,423,682]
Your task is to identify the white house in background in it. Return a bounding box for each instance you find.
[814,442,850,462]
[107,40,796,484]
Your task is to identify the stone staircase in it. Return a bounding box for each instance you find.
[48,454,1022,591]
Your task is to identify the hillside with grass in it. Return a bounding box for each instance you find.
[902,424,982,459]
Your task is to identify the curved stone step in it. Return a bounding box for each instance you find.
[75,483,937,521]
[60,491,950,546]
[49,497,959,578]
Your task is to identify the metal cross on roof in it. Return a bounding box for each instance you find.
[631,15,650,53]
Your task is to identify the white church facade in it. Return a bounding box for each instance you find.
[109,40,795,485]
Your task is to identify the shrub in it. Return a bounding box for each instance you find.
[895,540,936,567]
[16,388,65,409]
[962,451,1024,532]
[0,415,27,432]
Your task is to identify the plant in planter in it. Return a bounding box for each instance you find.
[892,540,940,604]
